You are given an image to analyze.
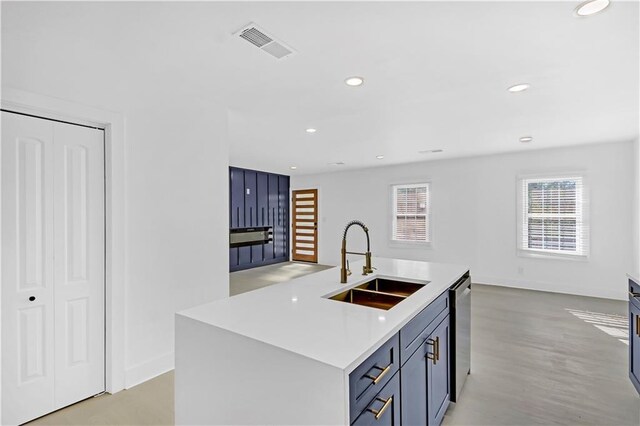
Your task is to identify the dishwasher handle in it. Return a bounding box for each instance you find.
[452,273,471,293]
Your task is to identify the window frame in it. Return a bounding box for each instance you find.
[516,173,589,261]
[389,182,432,247]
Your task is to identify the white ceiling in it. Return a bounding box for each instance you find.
[2,1,638,175]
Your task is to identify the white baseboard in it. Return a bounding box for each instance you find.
[472,275,627,301]
[124,351,174,389]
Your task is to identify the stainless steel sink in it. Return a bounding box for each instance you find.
[328,278,427,310]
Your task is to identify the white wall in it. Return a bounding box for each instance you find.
[0,2,232,389]
[123,104,229,387]
[293,142,635,301]
[634,138,640,277]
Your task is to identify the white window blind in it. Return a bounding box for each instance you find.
[392,183,431,243]
[518,176,588,257]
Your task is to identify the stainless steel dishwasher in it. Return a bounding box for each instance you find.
[450,272,471,402]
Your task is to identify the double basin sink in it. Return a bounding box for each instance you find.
[327,278,428,310]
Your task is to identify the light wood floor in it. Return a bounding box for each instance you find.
[444,285,639,426]
[28,272,639,425]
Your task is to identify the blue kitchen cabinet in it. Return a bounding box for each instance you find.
[275,175,289,259]
[229,168,245,269]
[229,248,238,269]
[350,288,454,426]
[229,167,245,229]
[401,338,428,425]
[352,373,401,426]
[238,171,256,265]
[427,316,451,426]
[401,314,450,426]
[251,172,269,263]
[349,335,400,421]
[229,167,289,272]
[244,171,257,227]
[267,173,279,261]
[238,246,251,266]
[631,302,640,393]
[630,278,640,394]
[256,172,269,227]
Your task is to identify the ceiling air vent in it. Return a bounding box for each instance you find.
[234,23,295,59]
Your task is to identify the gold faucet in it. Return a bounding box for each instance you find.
[340,220,374,283]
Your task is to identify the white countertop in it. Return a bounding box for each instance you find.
[177,257,468,372]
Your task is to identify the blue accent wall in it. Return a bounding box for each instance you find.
[229,166,290,272]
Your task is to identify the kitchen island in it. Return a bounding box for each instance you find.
[175,257,469,425]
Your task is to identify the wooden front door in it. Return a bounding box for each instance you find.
[292,189,318,263]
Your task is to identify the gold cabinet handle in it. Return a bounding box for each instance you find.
[364,364,392,384]
[426,337,439,365]
[366,396,393,420]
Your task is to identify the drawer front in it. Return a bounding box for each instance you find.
[349,334,400,422]
[352,372,401,426]
[400,290,449,365]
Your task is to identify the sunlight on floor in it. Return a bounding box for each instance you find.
[565,308,629,345]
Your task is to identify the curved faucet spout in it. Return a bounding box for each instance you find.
[340,220,374,283]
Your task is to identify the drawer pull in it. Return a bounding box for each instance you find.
[367,396,393,420]
[637,315,640,337]
[425,336,440,364]
[364,364,392,385]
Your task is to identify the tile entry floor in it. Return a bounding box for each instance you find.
[27,265,639,425]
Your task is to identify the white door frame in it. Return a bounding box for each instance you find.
[0,88,126,407]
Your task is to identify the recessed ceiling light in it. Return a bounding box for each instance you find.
[305,128,316,133]
[519,136,533,143]
[290,166,297,170]
[376,155,384,160]
[508,83,530,93]
[575,0,610,16]
[418,149,444,154]
[345,76,364,87]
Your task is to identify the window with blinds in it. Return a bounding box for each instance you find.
[392,183,431,243]
[518,176,588,257]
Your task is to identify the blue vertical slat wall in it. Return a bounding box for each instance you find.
[229,166,290,272]
[267,173,279,261]
[239,170,257,265]
[276,175,290,259]
[229,167,245,269]
[253,172,269,262]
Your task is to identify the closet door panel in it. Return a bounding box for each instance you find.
[52,122,105,408]
[1,112,56,425]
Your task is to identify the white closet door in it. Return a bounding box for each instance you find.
[1,112,105,425]
[52,121,105,408]
[1,112,56,425]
